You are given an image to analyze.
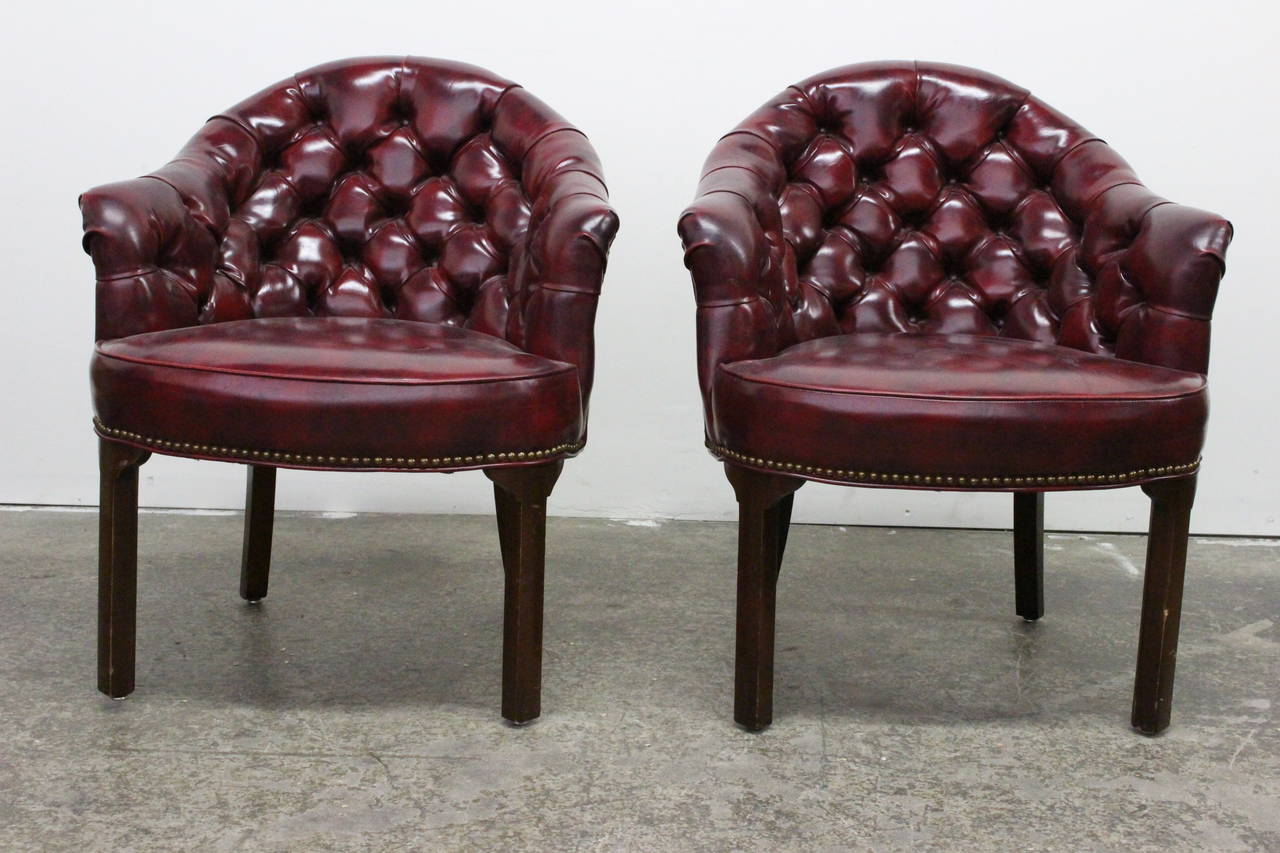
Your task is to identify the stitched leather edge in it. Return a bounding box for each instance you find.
[706,441,1199,488]
[715,359,1207,403]
[95,419,582,470]
[93,343,577,387]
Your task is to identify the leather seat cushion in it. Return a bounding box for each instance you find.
[710,334,1207,488]
[92,317,583,469]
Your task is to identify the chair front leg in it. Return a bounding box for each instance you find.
[1013,492,1045,621]
[485,461,563,725]
[240,465,277,602]
[724,463,804,731]
[98,437,150,698]
[776,491,795,568]
[1132,474,1197,735]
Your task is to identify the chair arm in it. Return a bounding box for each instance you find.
[80,176,218,341]
[449,85,618,406]
[679,138,799,409]
[516,163,618,404]
[1080,183,1232,374]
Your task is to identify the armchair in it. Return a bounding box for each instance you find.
[82,57,618,723]
[679,61,1231,734]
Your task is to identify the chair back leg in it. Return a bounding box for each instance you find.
[239,465,277,602]
[98,437,149,698]
[1013,492,1045,621]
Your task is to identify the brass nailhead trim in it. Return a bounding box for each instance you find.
[707,441,1199,488]
[93,419,582,469]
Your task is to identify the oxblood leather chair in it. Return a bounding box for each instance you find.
[679,62,1231,734]
[81,57,618,724]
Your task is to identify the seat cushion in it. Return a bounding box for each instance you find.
[92,318,583,470]
[710,334,1207,489]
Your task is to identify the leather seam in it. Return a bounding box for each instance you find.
[138,174,194,210]
[1048,135,1106,176]
[716,362,1206,402]
[690,187,758,213]
[93,347,576,386]
[207,114,266,158]
[536,170,608,202]
[97,267,168,282]
[1141,303,1211,323]
[726,128,785,161]
[517,127,597,190]
[532,282,601,295]
[699,161,777,190]
[490,82,524,116]
[697,295,763,309]
[1081,178,1146,213]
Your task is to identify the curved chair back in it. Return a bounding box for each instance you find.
[82,56,618,399]
[680,61,1232,413]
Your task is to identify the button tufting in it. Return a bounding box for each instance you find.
[678,58,1233,420]
[80,56,619,382]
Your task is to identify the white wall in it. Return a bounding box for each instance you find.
[1,0,1276,534]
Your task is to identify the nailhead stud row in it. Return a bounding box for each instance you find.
[94,419,582,469]
[708,442,1199,488]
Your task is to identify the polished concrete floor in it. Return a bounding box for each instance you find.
[0,507,1277,851]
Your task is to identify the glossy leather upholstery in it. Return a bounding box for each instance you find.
[713,333,1205,488]
[82,57,618,469]
[680,61,1231,488]
[93,318,582,469]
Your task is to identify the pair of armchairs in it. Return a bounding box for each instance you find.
[82,57,1231,734]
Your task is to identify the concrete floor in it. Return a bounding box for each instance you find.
[0,508,1276,852]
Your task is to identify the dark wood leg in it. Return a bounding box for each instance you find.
[485,461,563,725]
[493,479,519,573]
[98,437,150,698]
[1013,491,1045,621]
[776,492,794,568]
[239,465,276,602]
[1132,474,1197,735]
[725,463,804,732]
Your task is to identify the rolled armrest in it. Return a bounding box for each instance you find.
[1076,181,1232,375]
[492,86,619,402]
[679,128,803,409]
[519,180,619,401]
[80,177,213,340]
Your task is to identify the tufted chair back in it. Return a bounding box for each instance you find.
[81,56,618,400]
[680,61,1232,409]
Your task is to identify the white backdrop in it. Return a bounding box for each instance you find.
[1,0,1276,534]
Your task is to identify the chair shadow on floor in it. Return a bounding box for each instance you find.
[123,522,1138,728]
[131,543,510,713]
[737,537,1146,730]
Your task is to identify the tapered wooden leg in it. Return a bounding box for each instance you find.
[776,492,794,568]
[239,465,276,602]
[493,480,519,572]
[1132,474,1197,735]
[485,462,563,725]
[1013,492,1045,621]
[98,437,150,698]
[725,463,804,731]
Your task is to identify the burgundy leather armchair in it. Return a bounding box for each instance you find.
[82,57,618,723]
[679,61,1231,734]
